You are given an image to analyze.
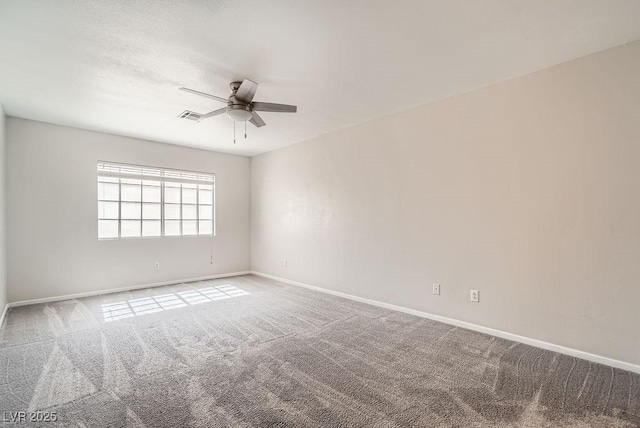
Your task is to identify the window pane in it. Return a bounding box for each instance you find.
[198,205,212,220]
[121,184,141,202]
[182,186,197,204]
[121,202,141,219]
[182,220,197,235]
[98,182,119,201]
[143,185,161,202]
[121,178,141,185]
[165,183,180,203]
[183,204,197,220]
[99,176,119,184]
[198,189,213,205]
[121,220,141,237]
[98,220,118,238]
[98,201,119,219]
[199,220,213,235]
[165,204,181,219]
[142,220,161,237]
[142,203,161,219]
[164,220,180,236]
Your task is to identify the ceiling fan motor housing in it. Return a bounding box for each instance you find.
[227,98,253,122]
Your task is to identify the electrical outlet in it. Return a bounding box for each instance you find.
[283,259,288,267]
[433,284,440,295]
[154,262,160,270]
[470,289,479,302]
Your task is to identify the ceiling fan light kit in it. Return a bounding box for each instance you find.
[178,79,297,144]
[227,105,253,122]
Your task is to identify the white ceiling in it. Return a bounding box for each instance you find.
[1,1,640,156]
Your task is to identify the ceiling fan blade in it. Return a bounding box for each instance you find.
[235,79,258,103]
[201,107,227,119]
[179,87,228,104]
[249,112,266,128]
[252,102,297,113]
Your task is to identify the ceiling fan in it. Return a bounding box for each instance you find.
[178,79,297,131]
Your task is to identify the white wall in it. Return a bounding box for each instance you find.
[0,103,7,313]
[7,118,251,302]
[252,41,640,366]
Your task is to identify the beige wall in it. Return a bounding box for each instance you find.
[0,104,6,312]
[252,41,640,366]
[7,118,251,302]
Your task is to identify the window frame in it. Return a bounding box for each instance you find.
[97,161,215,240]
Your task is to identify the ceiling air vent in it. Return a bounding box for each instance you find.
[178,110,203,122]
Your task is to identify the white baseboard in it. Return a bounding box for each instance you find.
[5,269,639,375]
[5,271,252,309]
[0,304,8,329]
[251,271,640,375]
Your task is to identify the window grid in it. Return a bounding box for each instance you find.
[160,181,165,237]
[118,179,122,238]
[98,162,214,240]
[139,185,142,237]
[195,189,199,233]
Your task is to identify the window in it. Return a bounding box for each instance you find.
[97,162,215,239]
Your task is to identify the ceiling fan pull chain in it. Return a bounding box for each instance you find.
[245,120,247,139]
[233,121,236,144]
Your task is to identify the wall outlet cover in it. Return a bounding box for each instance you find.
[433,284,440,295]
[470,289,479,302]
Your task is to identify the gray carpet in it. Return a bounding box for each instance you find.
[1,274,638,427]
